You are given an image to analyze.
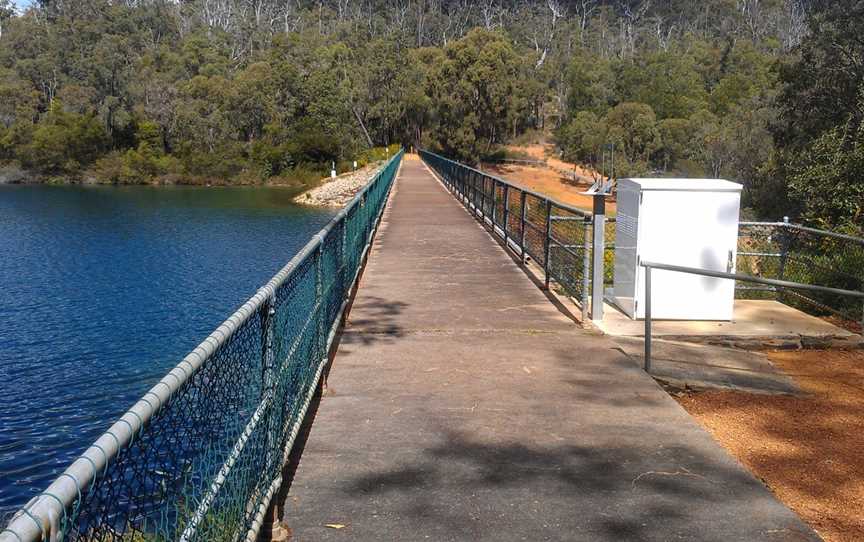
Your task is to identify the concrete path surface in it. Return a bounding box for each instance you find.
[282,156,818,541]
[614,337,800,395]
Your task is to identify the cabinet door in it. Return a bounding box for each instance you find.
[637,190,740,320]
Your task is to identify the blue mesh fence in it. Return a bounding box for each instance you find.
[1,151,403,542]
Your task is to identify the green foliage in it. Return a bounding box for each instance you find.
[423,29,521,163]
[603,102,661,172]
[564,50,615,115]
[0,0,855,234]
[19,107,108,173]
[558,111,601,164]
[786,125,864,228]
[766,1,864,232]
[615,51,707,119]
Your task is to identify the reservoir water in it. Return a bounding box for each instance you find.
[0,184,335,516]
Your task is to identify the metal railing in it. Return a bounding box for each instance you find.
[1,151,404,542]
[737,220,864,324]
[640,261,864,371]
[599,218,864,326]
[420,150,594,318]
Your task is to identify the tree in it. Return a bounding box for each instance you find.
[426,29,520,162]
[558,110,601,164]
[766,1,864,230]
[602,102,660,173]
[19,107,109,173]
[775,1,864,149]
[562,48,615,115]
[786,123,864,228]
[0,0,13,40]
[615,50,708,119]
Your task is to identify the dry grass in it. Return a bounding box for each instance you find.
[483,144,617,214]
[675,349,864,542]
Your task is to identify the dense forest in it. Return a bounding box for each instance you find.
[0,1,861,231]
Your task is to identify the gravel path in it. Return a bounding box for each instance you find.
[294,163,383,207]
[676,348,864,542]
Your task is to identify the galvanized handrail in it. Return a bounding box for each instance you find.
[740,221,864,246]
[737,220,864,320]
[420,150,595,320]
[1,151,404,542]
[639,260,864,371]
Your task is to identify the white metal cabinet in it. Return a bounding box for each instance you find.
[611,178,742,320]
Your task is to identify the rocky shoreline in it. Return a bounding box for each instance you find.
[293,163,383,207]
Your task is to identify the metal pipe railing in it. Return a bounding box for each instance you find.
[741,221,864,246]
[736,220,864,321]
[640,260,864,372]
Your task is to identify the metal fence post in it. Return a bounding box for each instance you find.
[315,244,325,360]
[340,219,348,316]
[259,294,278,473]
[491,180,498,227]
[644,265,652,372]
[544,200,553,289]
[471,172,478,215]
[777,216,791,300]
[260,296,276,397]
[480,176,488,218]
[582,218,591,321]
[472,173,480,216]
[519,191,527,264]
[503,185,510,250]
[591,194,606,320]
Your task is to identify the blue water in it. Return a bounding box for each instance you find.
[0,185,334,515]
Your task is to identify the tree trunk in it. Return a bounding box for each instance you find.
[352,106,374,148]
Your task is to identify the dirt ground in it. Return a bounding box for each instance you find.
[482,144,617,214]
[508,143,600,180]
[674,348,864,542]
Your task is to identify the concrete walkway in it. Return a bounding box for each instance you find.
[282,156,817,541]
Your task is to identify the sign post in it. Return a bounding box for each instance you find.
[582,177,614,321]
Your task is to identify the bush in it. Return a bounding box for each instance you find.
[18,109,109,174]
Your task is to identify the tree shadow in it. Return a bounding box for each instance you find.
[327,428,814,541]
[340,295,410,346]
[674,349,864,540]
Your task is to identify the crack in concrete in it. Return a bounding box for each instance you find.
[630,467,711,490]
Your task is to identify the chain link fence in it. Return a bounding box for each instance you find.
[420,150,593,316]
[737,222,864,328]
[596,218,864,328]
[1,151,403,542]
